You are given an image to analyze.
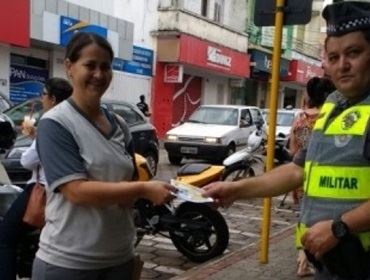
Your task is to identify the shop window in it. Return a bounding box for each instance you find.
[10,54,48,69]
[213,0,224,23]
[201,0,208,17]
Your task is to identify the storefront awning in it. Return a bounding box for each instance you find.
[157,34,250,78]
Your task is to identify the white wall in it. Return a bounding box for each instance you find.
[0,44,10,99]
[50,50,67,79]
[182,0,202,14]
[104,71,151,105]
[202,75,230,105]
[66,0,159,49]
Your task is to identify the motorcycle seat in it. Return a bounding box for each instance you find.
[177,163,211,176]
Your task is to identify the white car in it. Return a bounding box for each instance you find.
[164,105,265,165]
[262,108,302,140]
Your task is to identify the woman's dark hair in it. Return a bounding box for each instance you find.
[65,32,114,63]
[44,78,73,104]
[306,77,336,108]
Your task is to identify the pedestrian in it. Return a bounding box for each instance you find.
[137,94,150,116]
[32,32,174,280]
[289,77,336,205]
[203,1,370,279]
[0,77,73,280]
[288,77,335,277]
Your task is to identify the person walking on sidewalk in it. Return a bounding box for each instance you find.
[203,2,370,279]
[137,94,151,117]
[32,32,174,280]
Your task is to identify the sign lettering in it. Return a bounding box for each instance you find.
[207,46,232,68]
[319,176,358,189]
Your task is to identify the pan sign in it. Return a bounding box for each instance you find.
[60,16,107,47]
[9,64,48,103]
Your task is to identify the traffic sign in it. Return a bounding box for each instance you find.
[254,0,313,26]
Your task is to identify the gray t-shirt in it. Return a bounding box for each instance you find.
[36,100,135,269]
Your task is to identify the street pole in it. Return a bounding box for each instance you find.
[259,0,285,264]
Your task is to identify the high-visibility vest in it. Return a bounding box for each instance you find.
[296,90,370,249]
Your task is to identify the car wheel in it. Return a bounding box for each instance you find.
[168,154,182,165]
[144,151,158,175]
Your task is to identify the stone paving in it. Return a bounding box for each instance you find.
[135,149,301,280]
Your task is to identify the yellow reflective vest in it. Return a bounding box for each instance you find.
[296,91,370,249]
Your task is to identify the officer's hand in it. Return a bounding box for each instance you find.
[301,220,339,259]
[141,181,175,205]
[202,181,239,208]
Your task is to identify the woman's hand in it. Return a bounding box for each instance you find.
[141,181,176,205]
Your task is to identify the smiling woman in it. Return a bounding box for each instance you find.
[32,33,174,280]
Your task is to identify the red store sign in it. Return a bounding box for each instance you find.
[285,60,324,84]
[164,34,250,78]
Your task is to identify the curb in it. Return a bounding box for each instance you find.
[171,225,296,280]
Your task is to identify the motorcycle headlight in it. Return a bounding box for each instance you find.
[204,137,220,144]
[167,135,178,141]
[7,147,28,159]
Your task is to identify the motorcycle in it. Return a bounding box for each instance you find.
[134,154,229,263]
[221,120,266,181]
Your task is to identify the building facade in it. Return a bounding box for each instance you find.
[0,0,134,106]
[152,0,251,137]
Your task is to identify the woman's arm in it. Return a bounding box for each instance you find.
[20,140,40,170]
[60,180,174,208]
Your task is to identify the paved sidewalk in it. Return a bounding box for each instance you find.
[171,226,314,280]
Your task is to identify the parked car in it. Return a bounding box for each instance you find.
[164,105,265,165]
[262,108,301,140]
[2,98,159,186]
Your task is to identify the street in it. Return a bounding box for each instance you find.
[136,148,300,280]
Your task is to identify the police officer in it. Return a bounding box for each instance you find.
[203,2,370,279]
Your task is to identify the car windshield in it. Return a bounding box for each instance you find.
[264,111,295,126]
[187,107,239,126]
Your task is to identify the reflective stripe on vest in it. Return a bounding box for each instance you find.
[295,223,370,251]
[313,103,335,131]
[304,161,370,199]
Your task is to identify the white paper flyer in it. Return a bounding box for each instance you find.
[170,179,214,203]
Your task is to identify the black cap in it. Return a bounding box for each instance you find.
[323,1,370,36]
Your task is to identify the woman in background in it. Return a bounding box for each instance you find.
[0,78,72,280]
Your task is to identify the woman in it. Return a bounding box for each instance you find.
[0,78,73,280]
[289,77,335,277]
[289,77,336,157]
[33,32,174,280]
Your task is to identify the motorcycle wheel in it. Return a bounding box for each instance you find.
[222,163,255,181]
[169,202,229,263]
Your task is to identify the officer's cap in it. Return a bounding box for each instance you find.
[323,1,370,36]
